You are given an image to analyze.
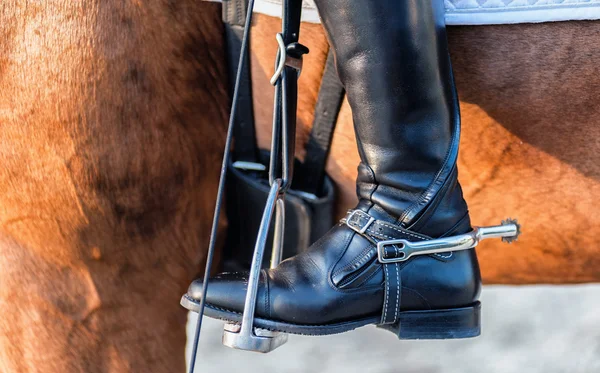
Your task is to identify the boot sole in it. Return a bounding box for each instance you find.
[181,294,481,339]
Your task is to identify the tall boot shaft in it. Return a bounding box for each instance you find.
[314,0,467,233]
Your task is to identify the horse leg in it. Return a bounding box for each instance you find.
[0,1,227,371]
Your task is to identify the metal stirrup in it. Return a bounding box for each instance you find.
[222,0,307,352]
[187,0,306,365]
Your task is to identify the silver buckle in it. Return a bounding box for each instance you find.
[377,219,521,264]
[270,33,304,85]
[346,210,375,235]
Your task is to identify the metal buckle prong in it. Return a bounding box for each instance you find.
[346,210,375,234]
[270,33,308,85]
[377,219,521,264]
[270,33,288,85]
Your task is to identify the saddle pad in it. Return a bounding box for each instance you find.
[207,0,600,25]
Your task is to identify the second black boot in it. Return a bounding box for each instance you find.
[182,0,483,339]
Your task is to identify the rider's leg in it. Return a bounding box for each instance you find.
[183,0,481,335]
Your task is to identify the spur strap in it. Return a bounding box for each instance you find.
[343,209,520,324]
[342,210,444,325]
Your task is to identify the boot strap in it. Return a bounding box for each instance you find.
[343,209,520,324]
[342,209,443,325]
[344,209,469,261]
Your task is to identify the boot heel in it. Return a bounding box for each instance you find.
[378,301,481,340]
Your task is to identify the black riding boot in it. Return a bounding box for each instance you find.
[182,0,482,338]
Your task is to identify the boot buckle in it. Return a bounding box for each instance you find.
[377,219,521,263]
[346,210,375,234]
[270,33,310,85]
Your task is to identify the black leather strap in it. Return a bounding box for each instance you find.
[223,0,340,199]
[343,209,442,325]
[381,256,401,324]
[224,0,342,195]
[344,209,455,259]
[271,0,306,184]
[223,0,258,163]
[342,210,411,324]
[298,50,345,195]
[346,210,429,245]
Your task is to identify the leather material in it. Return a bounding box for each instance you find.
[189,223,481,324]
[272,0,305,183]
[344,209,455,262]
[223,0,258,163]
[318,0,466,229]
[187,0,482,327]
[296,50,345,195]
[342,208,469,323]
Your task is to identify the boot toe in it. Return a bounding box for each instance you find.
[184,271,263,316]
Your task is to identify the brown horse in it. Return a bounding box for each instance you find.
[0,1,226,372]
[1,1,599,372]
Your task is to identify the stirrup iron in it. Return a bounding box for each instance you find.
[222,183,288,353]
[221,0,306,353]
[186,0,307,363]
[222,1,308,350]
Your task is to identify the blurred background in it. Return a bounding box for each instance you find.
[187,285,600,373]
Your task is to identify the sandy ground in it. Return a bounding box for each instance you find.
[186,284,600,373]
